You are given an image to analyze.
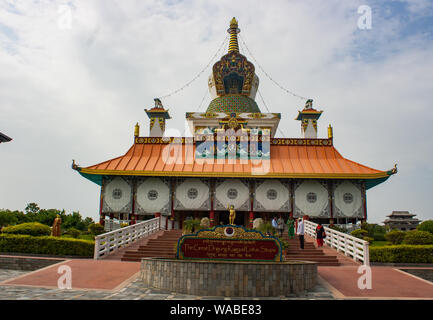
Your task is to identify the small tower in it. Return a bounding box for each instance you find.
[295,99,323,139]
[145,98,171,137]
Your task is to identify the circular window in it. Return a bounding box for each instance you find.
[306,192,317,203]
[266,189,278,200]
[227,188,238,200]
[147,190,158,201]
[112,189,122,200]
[343,193,354,204]
[187,188,198,199]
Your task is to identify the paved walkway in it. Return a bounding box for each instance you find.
[0,268,334,300]
[0,259,140,291]
[318,266,433,299]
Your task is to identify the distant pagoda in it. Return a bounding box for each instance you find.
[383,211,421,231]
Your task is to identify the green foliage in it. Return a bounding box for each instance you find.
[183,219,202,234]
[328,224,348,233]
[402,230,433,245]
[370,245,433,263]
[363,236,374,244]
[417,220,433,235]
[120,223,129,228]
[351,229,368,239]
[385,230,406,245]
[0,210,18,227]
[65,227,81,239]
[1,222,51,237]
[258,221,276,236]
[88,223,105,236]
[361,222,386,240]
[276,237,289,250]
[0,234,94,256]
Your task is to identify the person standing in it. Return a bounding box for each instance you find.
[286,216,295,239]
[271,217,278,235]
[277,215,284,237]
[297,217,305,249]
[315,223,326,247]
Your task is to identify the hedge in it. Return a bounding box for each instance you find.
[1,222,51,237]
[0,234,94,256]
[370,245,433,263]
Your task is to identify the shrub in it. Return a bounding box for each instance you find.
[370,245,433,263]
[65,227,81,239]
[363,236,374,244]
[1,222,51,237]
[328,225,348,233]
[258,221,276,236]
[417,220,433,235]
[373,232,386,241]
[120,223,129,228]
[403,230,433,245]
[351,229,368,239]
[0,234,94,256]
[385,230,406,245]
[183,219,201,234]
[88,223,105,236]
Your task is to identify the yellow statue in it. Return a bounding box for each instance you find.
[52,214,62,237]
[228,205,236,225]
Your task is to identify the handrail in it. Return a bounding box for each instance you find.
[304,220,370,265]
[94,217,161,260]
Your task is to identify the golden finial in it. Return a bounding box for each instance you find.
[228,17,240,53]
[230,17,238,28]
[328,124,333,139]
[134,122,140,137]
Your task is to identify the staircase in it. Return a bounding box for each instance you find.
[282,234,340,266]
[120,229,183,262]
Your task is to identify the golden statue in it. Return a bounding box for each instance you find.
[52,214,62,237]
[228,205,236,225]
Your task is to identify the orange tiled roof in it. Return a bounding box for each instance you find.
[77,142,391,180]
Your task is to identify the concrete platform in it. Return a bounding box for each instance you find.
[0,259,140,291]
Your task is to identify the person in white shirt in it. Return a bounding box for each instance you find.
[297,217,305,249]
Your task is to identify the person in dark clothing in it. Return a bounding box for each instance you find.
[315,223,326,247]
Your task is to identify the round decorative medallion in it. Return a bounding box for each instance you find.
[147,190,158,201]
[266,189,278,200]
[306,192,317,203]
[224,227,235,237]
[112,188,122,200]
[187,188,198,200]
[343,193,354,204]
[227,188,238,200]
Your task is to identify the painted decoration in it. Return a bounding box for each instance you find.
[174,178,211,211]
[102,177,133,213]
[294,180,330,218]
[136,177,171,215]
[214,178,250,211]
[333,180,364,218]
[176,225,283,262]
[253,179,290,212]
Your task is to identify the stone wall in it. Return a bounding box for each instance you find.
[141,258,317,297]
[0,255,64,271]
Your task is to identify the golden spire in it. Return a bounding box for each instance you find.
[228,17,240,53]
[134,122,140,137]
[328,124,333,139]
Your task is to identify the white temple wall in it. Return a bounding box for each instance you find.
[294,180,330,218]
[102,177,133,214]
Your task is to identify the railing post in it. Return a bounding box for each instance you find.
[363,241,370,266]
[94,236,100,260]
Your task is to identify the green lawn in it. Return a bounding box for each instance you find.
[371,241,389,247]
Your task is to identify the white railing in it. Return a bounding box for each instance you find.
[304,220,370,265]
[94,217,161,260]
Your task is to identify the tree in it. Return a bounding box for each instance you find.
[0,210,18,228]
[417,220,433,235]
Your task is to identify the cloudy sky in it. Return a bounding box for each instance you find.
[1,0,432,224]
